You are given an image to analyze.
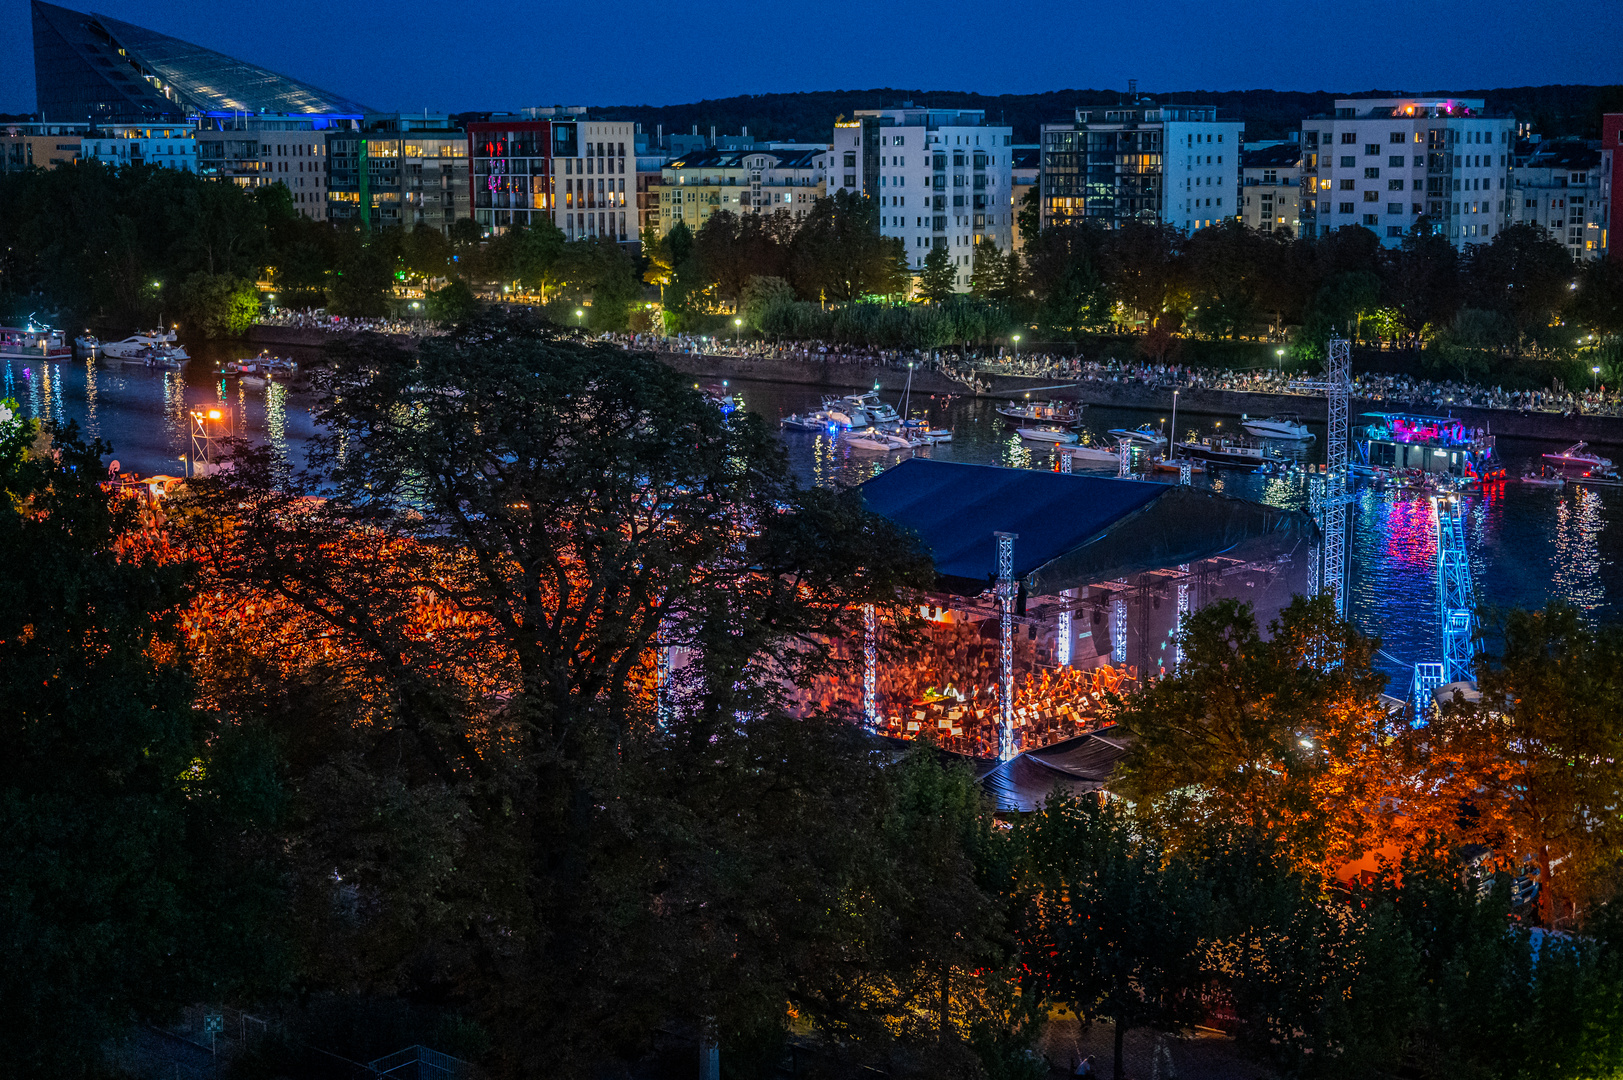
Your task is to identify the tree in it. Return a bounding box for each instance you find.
[1016,185,1041,245]
[919,246,957,302]
[424,277,480,322]
[969,244,1010,299]
[180,316,939,1075]
[1570,254,1623,337]
[788,190,906,301]
[1026,224,1112,336]
[1110,595,1395,875]
[1382,224,1462,335]
[0,414,278,1075]
[1409,602,1623,927]
[1101,220,1182,323]
[1182,220,1273,339]
[1013,795,1208,1080]
[1463,223,1574,343]
[176,270,261,337]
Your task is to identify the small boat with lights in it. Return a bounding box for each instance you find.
[1353,413,1505,485]
[1173,436,1281,471]
[1106,425,1167,448]
[780,410,840,432]
[1017,425,1079,444]
[1541,441,1614,477]
[997,399,1083,424]
[1063,443,1123,465]
[842,428,920,452]
[0,325,71,359]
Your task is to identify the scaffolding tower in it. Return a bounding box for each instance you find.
[1434,495,1477,684]
[1321,337,1351,616]
[994,532,1018,761]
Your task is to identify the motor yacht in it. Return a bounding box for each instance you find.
[1240,413,1314,441]
[780,410,841,432]
[101,328,189,361]
[823,390,901,429]
[1542,441,1614,476]
[1105,425,1167,448]
[1017,425,1080,445]
[842,428,921,452]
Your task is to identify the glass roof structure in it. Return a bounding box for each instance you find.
[32,1,370,123]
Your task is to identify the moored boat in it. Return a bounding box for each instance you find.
[842,428,920,452]
[780,410,840,432]
[996,399,1083,424]
[1063,444,1123,464]
[1353,412,1506,486]
[1541,441,1613,476]
[102,328,189,361]
[1106,425,1167,448]
[823,389,901,429]
[1174,436,1280,471]
[1241,412,1315,441]
[0,325,70,360]
[1017,425,1079,445]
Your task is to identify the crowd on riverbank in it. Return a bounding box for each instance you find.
[603,333,1623,420]
[258,310,443,337]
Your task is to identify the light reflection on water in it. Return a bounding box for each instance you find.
[4,360,1618,686]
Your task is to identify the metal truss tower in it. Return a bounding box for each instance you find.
[862,603,877,725]
[1433,496,1477,684]
[994,532,1018,760]
[1322,337,1351,616]
[1116,436,1134,478]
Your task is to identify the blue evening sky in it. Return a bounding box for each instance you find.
[2,0,1619,115]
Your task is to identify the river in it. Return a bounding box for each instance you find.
[7,348,1619,690]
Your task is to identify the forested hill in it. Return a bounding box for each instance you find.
[583,84,1623,144]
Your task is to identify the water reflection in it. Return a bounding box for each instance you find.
[84,359,99,440]
[1551,487,1607,610]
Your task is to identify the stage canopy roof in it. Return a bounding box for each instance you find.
[859,458,1318,596]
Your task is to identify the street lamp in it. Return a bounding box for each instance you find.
[1275,347,1285,373]
[734,316,743,346]
[575,308,585,327]
[1592,365,1602,391]
[1012,333,1021,362]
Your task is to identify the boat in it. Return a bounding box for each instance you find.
[0,325,70,360]
[700,383,741,414]
[1352,413,1506,486]
[223,353,295,382]
[822,389,901,429]
[74,332,99,352]
[1541,441,1614,476]
[996,399,1083,424]
[1017,425,1080,445]
[1519,471,1566,487]
[1106,425,1167,448]
[1241,413,1315,441]
[101,328,189,361]
[1064,444,1123,464]
[1174,436,1281,471]
[901,419,952,443]
[1150,457,1206,475]
[117,345,187,369]
[842,428,920,452]
[781,411,841,432]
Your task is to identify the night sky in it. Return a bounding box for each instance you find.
[2,0,1619,116]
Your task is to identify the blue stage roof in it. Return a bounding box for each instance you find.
[858,458,1317,595]
[859,458,1164,584]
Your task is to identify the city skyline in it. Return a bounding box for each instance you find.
[2,0,1619,118]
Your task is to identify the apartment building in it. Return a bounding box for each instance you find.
[80,123,195,172]
[1040,102,1243,236]
[1,122,80,171]
[1239,142,1302,235]
[654,149,751,234]
[1010,144,1039,251]
[198,112,359,224]
[831,106,1014,290]
[1511,141,1607,260]
[741,147,826,222]
[325,113,468,233]
[1604,114,1622,263]
[468,108,635,243]
[1299,97,1515,250]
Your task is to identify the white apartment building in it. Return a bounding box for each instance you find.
[1510,141,1607,260]
[80,124,196,172]
[833,106,1014,291]
[198,113,359,221]
[1239,141,1302,235]
[1040,103,1243,236]
[1299,97,1515,250]
[469,109,636,243]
